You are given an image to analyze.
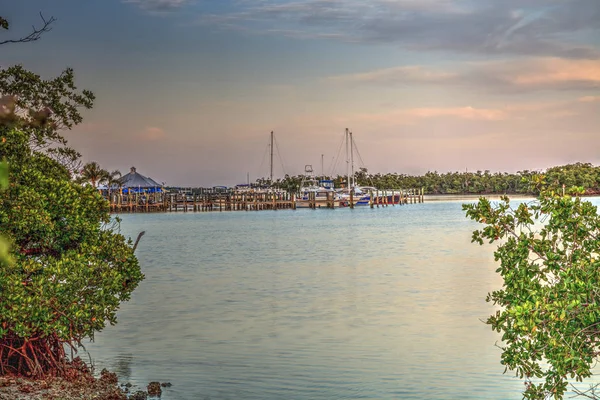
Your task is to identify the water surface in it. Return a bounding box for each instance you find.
[85,198,595,399]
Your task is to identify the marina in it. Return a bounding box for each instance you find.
[104,130,425,213]
[105,187,425,213]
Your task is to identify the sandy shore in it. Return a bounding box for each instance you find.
[423,194,536,202]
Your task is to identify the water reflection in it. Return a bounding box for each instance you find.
[110,354,133,382]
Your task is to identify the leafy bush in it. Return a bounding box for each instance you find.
[464,185,600,399]
[0,13,142,376]
[0,126,144,377]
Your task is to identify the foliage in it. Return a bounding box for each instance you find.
[0,66,94,176]
[253,163,600,196]
[0,14,144,378]
[76,161,110,188]
[107,170,124,189]
[0,160,11,266]
[0,126,144,378]
[463,184,600,399]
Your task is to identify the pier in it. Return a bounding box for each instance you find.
[105,188,425,213]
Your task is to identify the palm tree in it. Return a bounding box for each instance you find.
[77,161,109,188]
[106,169,124,202]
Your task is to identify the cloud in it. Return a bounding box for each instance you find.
[328,66,457,84]
[198,0,600,58]
[406,107,507,121]
[138,126,166,141]
[353,106,508,127]
[349,96,593,128]
[327,57,600,92]
[579,96,600,102]
[124,0,191,12]
[475,58,600,90]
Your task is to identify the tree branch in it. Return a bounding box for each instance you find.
[0,13,56,46]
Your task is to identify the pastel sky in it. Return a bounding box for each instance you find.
[2,0,600,186]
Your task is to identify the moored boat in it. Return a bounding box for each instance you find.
[295,165,341,208]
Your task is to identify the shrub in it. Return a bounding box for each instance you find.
[0,126,144,377]
[464,186,600,399]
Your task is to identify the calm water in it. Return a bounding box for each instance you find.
[84,198,599,399]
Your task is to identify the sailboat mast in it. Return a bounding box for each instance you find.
[270,131,274,183]
[345,128,350,189]
[321,154,324,177]
[350,131,354,189]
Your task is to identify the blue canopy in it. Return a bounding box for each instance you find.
[121,187,162,194]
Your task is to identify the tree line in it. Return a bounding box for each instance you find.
[255,163,600,195]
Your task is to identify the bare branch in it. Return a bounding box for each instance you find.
[570,382,600,399]
[0,13,56,46]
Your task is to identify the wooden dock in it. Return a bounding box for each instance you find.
[106,188,424,213]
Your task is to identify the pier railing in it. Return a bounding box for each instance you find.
[105,188,425,213]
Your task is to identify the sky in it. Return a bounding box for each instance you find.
[1,0,599,187]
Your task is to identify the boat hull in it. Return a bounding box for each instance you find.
[339,192,404,206]
[295,199,341,208]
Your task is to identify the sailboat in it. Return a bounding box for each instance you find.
[237,131,289,195]
[337,129,401,206]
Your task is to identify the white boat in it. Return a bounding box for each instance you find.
[337,185,376,206]
[338,185,404,207]
[295,165,341,208]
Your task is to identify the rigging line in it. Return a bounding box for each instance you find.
[353,135,366,169]
[273,135,287,177]
[352,134,374,186]
[257,142,270,179]
[329,130,346,177]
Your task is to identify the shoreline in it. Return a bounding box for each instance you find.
[424,193,600,202]
[0,358,169,400]
[423,194,536,202]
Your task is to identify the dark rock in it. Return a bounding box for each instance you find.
[160,382,172,387]
[100,368,119,384]
[147,381,162,396]
[130,390,148,400]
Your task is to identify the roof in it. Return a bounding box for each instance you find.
[121,166,162,188]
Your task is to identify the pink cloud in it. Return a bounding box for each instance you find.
[345,95,595,128]
[505,58,600,87]
[327,57,600,92]
[405,106,506,120]
[354,105,508,126]
[579,96,600,103]
[137,126,166,141]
